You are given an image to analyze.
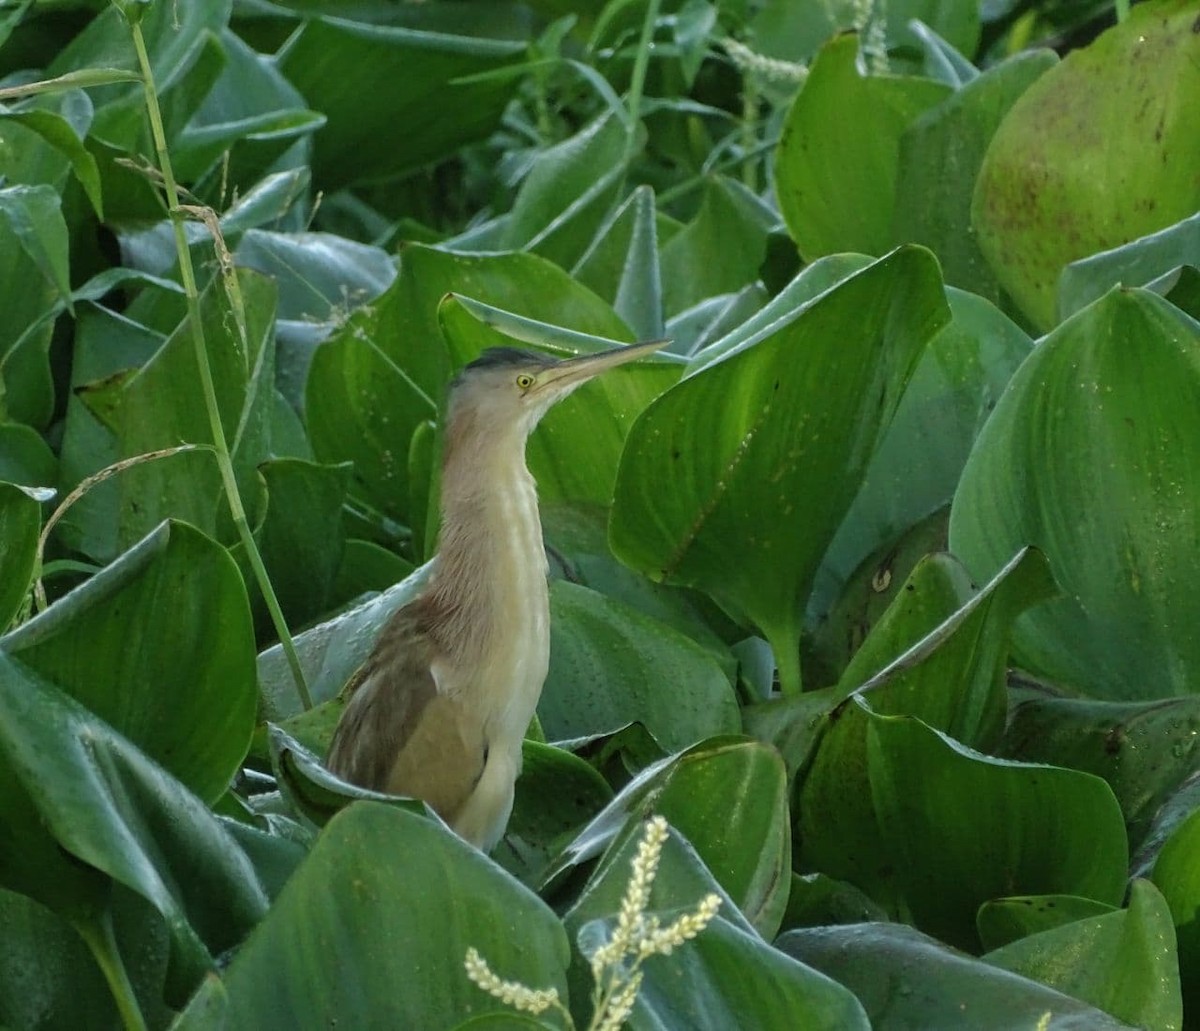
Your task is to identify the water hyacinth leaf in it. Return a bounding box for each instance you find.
[983,879,1182,1031]
[232,457,352,636]
[867,710,1128,949]
[0,482,39,632]
[234,229,395,323]
[540,580,739,753]
[809,287,1033,628]
[0,104,104,218]
[1059,210,1200,321]
[978,894,1118,951]
[278,18,524,188]
[840,547,1056,749]
[494,740,615,889]
[2,520,257,802]
[892,49,1057,300]
[972,2,1200,329]
[0,654,268,1000]
[778,923,1137,1030]
[173,803,570,1030]
[611,246,949,694]
[437,296,679,505]
[775,34,951,260]
[0,423,57,487]
[565,823,869,1030]
[0,181,73,308]
[502,111,633,271]
[659,176,779,316]
[573,185,664,341]
[1149,806,1200,1020]
[949,288,1200,700]
[77,270,278,553]
[1001,693,1200,846]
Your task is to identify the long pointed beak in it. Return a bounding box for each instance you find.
[535,338,668,398]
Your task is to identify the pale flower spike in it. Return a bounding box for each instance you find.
[461,815,721,1030]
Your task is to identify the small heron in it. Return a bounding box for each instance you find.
[326,339,664,850]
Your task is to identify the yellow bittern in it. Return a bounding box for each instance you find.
[326,339,663,851]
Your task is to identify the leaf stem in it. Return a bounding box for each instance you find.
[75,911,148,1031]
[126,16,312,711]
[769,622,803,697]
[623,0,660,166]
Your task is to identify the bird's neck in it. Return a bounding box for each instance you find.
[426,432,549,670]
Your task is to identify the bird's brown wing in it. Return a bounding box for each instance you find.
[325,605,487,823]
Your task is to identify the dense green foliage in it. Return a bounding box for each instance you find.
[1,0,1199,1027]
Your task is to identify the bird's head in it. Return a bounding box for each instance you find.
[446,339,665,443]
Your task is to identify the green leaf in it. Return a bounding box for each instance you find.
[658,176,778,316]
[983,880,1182,1031]
[972,2,1200,329]
[540,580,739,753]
[0,482,39,633]
[2,520,256,803]
[0,653,268,1001]
[173,803,570,1029]
[978,894,1118,951]
[809,286,1033,640]
[0,423,57,487]
[865,707,1128,949]
[1059,210,1200,321]
[277,18,524,188]
[610,246,949,693]
[0,184,72,307]
[949,288,1200,700]
[0,106,104,218]
[502,111,634,271]
[78,269,278,553]
[565,822,869,1030]
[1150,805,1200,1022]
[1002,693,1200,847]
[775,34,951,260]
[893,49,1057,299]
[779,922,1138,1030]
[573,185,664,341]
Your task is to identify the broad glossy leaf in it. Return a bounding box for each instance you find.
[173,803,570,1029]
[866,708,1127,949]
[659,176,778,316]
[779,923,1136,1030]
[438,296,678,505]
[979,894,1117,951]
[780,872,888,933]
[2,520,256,802]
[972,2,1200,329]
[565,822,869,1030]
[0,423,57,487]
[0,182,72,308]
[54,305,163,562]
[502,111,632,271]
[809,287,1032,628]
[1002,693,1200,847]
[234,229,395,323]
[611,246,948,694]
[775,34,950,260]
[0,482,39,632]
[573,185,664,341]
[799,549,1060,914]
[1150,805,1200,1021]
[0,103,103,218]
[893,49,1057,299]
[983,880,1182,1031]
[950,288,1200,699]
[78,270,278,553]
[233,458,351,636]
[1059,210,1200,321]
[540,580,739,753]
[278,18,524,188]
[0,653,268,1000]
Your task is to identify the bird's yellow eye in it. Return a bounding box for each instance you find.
[515,373,535,390]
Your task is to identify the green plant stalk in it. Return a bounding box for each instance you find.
[1115,0,1130,22]
[128,20,313,711]
[622,0,660,167]
[75,912,148,1031]
[769,621,802,697]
